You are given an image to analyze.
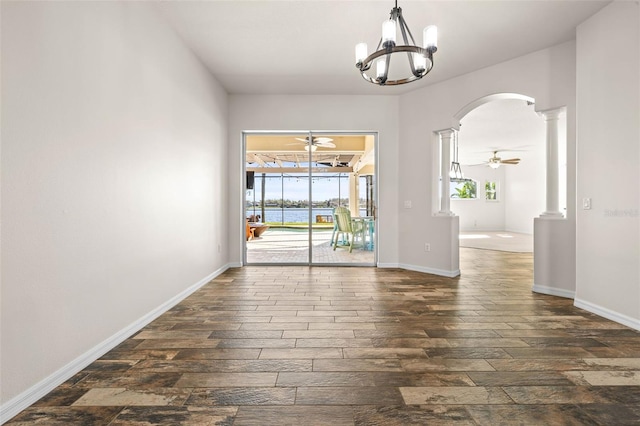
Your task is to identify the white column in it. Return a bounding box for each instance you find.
[539,108,564,218]
[437,129,455,216]
[348,173,360,216]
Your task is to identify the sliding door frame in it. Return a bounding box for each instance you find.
[242,130,378,266]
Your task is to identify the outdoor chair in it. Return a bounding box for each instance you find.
[332,206,364,253]
[246,219,254,241]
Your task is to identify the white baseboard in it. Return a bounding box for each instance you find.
[0,264,231,425]
[398,263,461,278]
[574,298,640,332]
[532,284,575,299]
[376,262,400,269]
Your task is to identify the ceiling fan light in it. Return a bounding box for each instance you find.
[489,162,500,169]
[304,144,318,152]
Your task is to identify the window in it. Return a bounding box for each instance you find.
[485,181,498,201]
[450,179,477,199]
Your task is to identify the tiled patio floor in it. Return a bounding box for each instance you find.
[246,228,375,264]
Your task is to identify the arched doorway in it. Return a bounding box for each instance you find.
[436,93,568,281]
[455,98,545,252]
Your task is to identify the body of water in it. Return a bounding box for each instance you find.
[246,208,367,223]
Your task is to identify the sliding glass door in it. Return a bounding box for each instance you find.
[244,132,376,266]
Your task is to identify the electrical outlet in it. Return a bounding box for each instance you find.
[424,243,431,252]
[582,198,591,210]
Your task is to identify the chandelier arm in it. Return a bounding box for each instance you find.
[358,70,377,84]
[397,10,418,46]
[375,36,383,53]
[396,11,421,77]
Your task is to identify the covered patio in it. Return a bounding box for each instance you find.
[245,133,376,265]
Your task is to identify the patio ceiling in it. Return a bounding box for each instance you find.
[246,134,375,174]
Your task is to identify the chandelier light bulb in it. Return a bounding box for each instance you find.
[424,25,438,49]
[413,54,426,72]
[376,58,387,79]
[355,43,368,64]
[382,19,396,46]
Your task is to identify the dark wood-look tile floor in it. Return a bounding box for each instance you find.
[7,248,640,425]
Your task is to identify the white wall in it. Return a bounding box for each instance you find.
[575,1,640,329]
[228,95,399,266]
[1,1,229,408]
[504,146,545,234]
[399,41,577,276]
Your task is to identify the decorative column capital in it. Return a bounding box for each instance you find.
[537,107,565,121]
[436,128,456,139]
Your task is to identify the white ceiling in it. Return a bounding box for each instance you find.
[156,0,609,96]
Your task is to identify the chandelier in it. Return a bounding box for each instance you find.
[450,132,470,182]
[355,0,438,86]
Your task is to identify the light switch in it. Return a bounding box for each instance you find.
[404,200,412,209]
[582,198,591,210]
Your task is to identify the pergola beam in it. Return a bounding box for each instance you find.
[246,167,354,174]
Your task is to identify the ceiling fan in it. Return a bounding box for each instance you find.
[487,151,520,168]
[290,137,336,151]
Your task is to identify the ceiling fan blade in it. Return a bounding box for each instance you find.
[484,149,529,154]
[314,137,334,143]
[294,137,333,143]
[316,142,336,148]
[501,158,520,164]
